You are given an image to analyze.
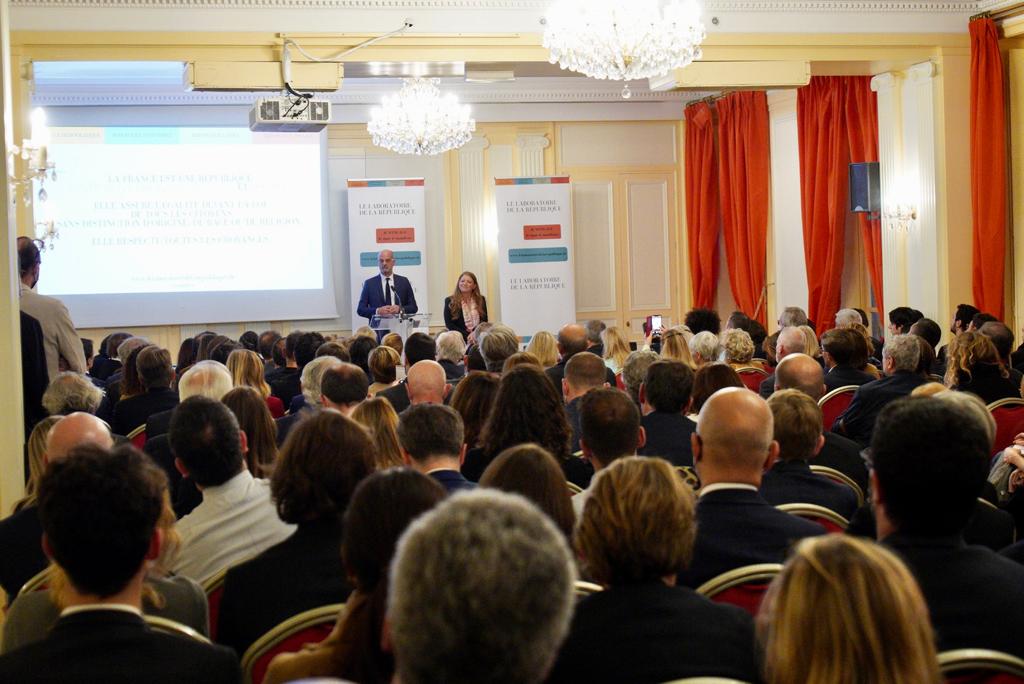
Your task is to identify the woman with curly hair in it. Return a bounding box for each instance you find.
[944,331,1019,404]
[720,328,763,371]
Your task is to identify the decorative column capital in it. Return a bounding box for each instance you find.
[459,135,490,153]
[870,72,901,92]
[515,134,550,151]
[906,61,937,83]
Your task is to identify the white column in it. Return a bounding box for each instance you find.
[515,134,550,177]
[457,135,490,295]
[903,61,940,320]
[871,71,907,315]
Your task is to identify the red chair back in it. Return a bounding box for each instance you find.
[206,584,224,640]
[988,399,1024,456]
[126,425,147,448]
[736,367,768,393]
[248,623,334,684]
[707,581,772,616]
[615,372,626,391]
[695,564,782,617]
[819,386,858,431]
[946,674,1024,684]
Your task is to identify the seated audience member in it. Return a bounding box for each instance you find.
[748,320,768,360]
[347,336,378,379]
[685,308,721,336]
[449,371,499,449]
[872,397,1024,657]
[621,350,661,404]
[389,490,575,684]
[774,354,869,493]
[721,328,761,371]
[980,320,1024,387]
[914,334,938,381]
[778,306,809,330]
[970,311,999,331]
[97,342,150,423]
[173,338,198,389]
[584,319,606,357]
[90,331,131,382]
[911,382,947,397]
[911,317,946,376]
[939,303,980,362]
[888,306,920,336]
[759,535,940,684]
[147,360,233,438]
[378,332,436,413]
[367,345,401,396]
[761,390,858,519]
[601,326,631,376]
[436,330,467,383]
[398,404,474,493]
[316,340,351,363]
[638,360,696,466]
[834,307,861,329]
[574,388,645,515]
[276,355,343,445]
[0,413,113,603]
[463,365,589,488]
[41,372,103,416]
[208,338,241,366]
[268,330,303,404]
[404,360,450,406]
[170,397,295,583]
[726,310,750,332]
[944,331,1019,404]
[217,411,373,656]
[479,325,521,374]
[760,327,807,398]
[548,457,758,684]
[688,331,721,367]
[798,325,821,362]
[258,330,281,370]
[283,331,327,413]
[689,363,744,416]
[221,387,278,477]
[263,469,445,684]
[9,416,60,514]
[547,324,617,386]
[239,330,258,352]
[381,332,404,360]
[762,331,780,367]
[660,327,696,367]
[0,445,237,682]
[319,363,370,417]
[563,352,610,452]
[351,397,403,469]
[681,389,825,588]
[95,336,150,420]
[503,351,543,372]
[2,465,209,653]
[479,444,575,540]
[112,346,178,436]
[526,330,560,369]
[819,328,876,391]
[228,349,284,419]
[833,334,927,446]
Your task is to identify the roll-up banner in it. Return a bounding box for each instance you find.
[494,176,576,337]
[346,178,428,332]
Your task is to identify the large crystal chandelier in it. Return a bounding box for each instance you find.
[367,78,476,156]
[543,0,706,96]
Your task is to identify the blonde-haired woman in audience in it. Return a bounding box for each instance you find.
[351,397,404,469]
[10,416,60,514]
[798,325,821,360]
[227,348,285,419]
[380,332,403,358]
[944,331,1019,404]
[367,345,401,396]
[720,328,764,371]
[601,326,632,375]
[353,326,377,340]
[759,535,940,684]
[502,351,542,373]
[526,330,559,368]
[545,456,758,683]
[661,328,697,368]
[911,382,947,398]
[1,468,209,652]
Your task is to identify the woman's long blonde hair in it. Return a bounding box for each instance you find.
[351,397,404,470]
[227,348,271,400]
[759,535,940,684]
[526,331,559,368]
[944,331,1006,388]
[12,416,61,513]
[601,326,631,370]
[661,328,696,368]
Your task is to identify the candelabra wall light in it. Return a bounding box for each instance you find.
[7,108,58,246]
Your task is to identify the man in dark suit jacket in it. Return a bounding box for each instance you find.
[758,326,807,398]
[356,249,419,329]
[379,332,437,414]
[562,352,609,453]
[0,442,238,682]
[638,359,697,467]
[681,388,825,588]
[872,396,1024,658]
[397,404,475,494]
[833,334,927,446]
[546,324,616,388]
[111,346,179,436]
[821,326,877,391]
[761,390,859,520]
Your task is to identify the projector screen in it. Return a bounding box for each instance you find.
[37,126,337,328]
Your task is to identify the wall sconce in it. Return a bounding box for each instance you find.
[882,174,917,232]
[8,107,58,245]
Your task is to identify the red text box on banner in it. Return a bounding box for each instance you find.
[523,224,562,240]
[376,227,415,243]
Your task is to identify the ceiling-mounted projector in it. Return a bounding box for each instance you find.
[249,97,331,132]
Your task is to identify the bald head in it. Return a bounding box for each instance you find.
[407,360,447,405]
[776,326,807,360]
[46,412,114,462]
[694,388,777,485]
[774,353,827,401]
[557,324,588,359]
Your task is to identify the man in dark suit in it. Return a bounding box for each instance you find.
[546,324,616,387]
[638,360,697,467]
[680,388,825,588]
[0,413,113,604]
[833,334,927,446]
[775,353,869,493]
[111,346,179,436]
[761,390,859,519]
[820,328,877,391]
[0,443,238,682]
[759,326,807,399]
[379,332,437,414]
[873,397,1024,658]
[356,249,419,330]
[398,404,475,494]
[562,352,609,453]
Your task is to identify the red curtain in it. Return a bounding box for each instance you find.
[970,17,1007,320]
[798,77,852,333]
[844,77,884,319]
[717,92,770,326]
[684,102,720,309]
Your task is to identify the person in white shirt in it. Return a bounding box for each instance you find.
[169,396,294,583]
[572,388,646,516]
[17,237,86,379]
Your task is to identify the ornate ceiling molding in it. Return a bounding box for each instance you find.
[707,0,976,11]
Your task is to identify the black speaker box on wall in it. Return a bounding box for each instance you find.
[849,161,880,214]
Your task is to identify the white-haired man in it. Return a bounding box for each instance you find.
[758,326,808,399]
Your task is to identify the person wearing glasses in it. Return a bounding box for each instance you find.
[356,249,418,332]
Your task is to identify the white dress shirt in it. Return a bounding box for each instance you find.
[698,483,758,498]
[379,274,395,306]
[172,470,295,584]
[19,281,87,378]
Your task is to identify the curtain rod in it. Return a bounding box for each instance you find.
[972,3,1024,22]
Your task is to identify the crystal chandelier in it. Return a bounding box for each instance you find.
[367,78,476,156]
[543,0,706,97]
